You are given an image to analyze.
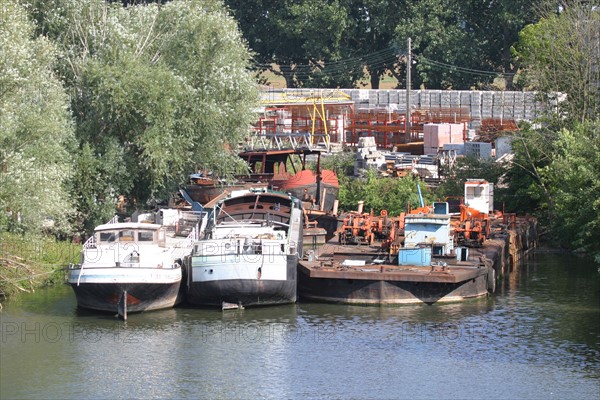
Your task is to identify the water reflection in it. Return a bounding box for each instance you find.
[1,250,599,399]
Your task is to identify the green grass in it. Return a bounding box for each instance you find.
[256,67,399,89]
[0,233,82,301]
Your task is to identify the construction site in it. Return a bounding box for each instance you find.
[251,88,534,153]
[247,88,535,183]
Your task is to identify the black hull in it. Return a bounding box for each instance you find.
[298,268,489,305]
[186,257,297,307]
[70,282,182,313]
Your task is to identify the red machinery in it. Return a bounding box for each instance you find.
[453,204,492,247]
[337,209,398,246]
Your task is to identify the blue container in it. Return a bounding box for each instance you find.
[398,247,432,266]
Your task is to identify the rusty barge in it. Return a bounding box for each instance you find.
[299,181,538,305]
[185,148,339,213]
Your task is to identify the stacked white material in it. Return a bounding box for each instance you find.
[354,136,386,176]
[465,142,493,159]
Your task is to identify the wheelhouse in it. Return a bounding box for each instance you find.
[93,223,166,247]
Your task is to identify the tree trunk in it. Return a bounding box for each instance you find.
[370,70,380,89]
[502,23,514,90]
[279,65,296,88]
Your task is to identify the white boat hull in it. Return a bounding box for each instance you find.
[68,266,183,313]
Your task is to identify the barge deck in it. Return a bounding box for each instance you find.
[299,241,493,305]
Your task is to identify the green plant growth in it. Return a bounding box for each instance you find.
[511,4,599,123]
[0,233,82,301]
[0,0,76,236]
[33,0,258,234]
[540,121,600,261]
[338,171,433,215]
[318,151,355,177]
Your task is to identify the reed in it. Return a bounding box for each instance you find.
[0,233,82,301]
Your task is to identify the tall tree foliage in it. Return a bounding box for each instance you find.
[228,0,544,89]
[508,2,600,261]
[341,0,406,89]
[502,124,559,221]
[225,0,353,88]
[226,0,408,89]
[0,1,75,234]
[512,3,600,123]
[455,0,544,89]
[540,122,600,260]
[394,0,471,89]
[34,0,258,230]
[394,0,543,89]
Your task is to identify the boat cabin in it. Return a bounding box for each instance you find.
[93,223,166,247]
[194,228,288,258]
[399,202,454,266]
[464,179,494,214]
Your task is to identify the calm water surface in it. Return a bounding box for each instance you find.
[1,250,599,399]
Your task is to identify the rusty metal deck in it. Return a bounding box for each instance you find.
[298,239,492,304]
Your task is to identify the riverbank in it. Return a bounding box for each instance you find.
[0,233,81,303]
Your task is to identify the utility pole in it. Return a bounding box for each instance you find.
[405,37,412,144]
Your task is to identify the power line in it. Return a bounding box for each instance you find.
[415,55,515,78]
[251,47,402,80]
[252,48,515,82]
[252,46,401,70]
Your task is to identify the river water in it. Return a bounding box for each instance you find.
[1,250,599,399]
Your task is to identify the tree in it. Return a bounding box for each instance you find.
[541,121,600,261]
[341,0,407,89]
[225,0,356,88]
[394,0,543,90]
[227,0,545,89]
[501,124,558,220]
[512,2,600,123]
[394,0,473,89]
[455,0,544,90]
[507,1,600,261]
[34,0,258,230]
[338,171,432,216]
[0,0,75,234]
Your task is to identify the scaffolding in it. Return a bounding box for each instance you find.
[346,109,408,148]
[477,118,519,142]
[251,89,479,151]
[252,89,354,151]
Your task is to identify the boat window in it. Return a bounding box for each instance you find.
[119,230,135,241]
[138,231,154,242]
[99,232,116,242]
[468,187,483,198]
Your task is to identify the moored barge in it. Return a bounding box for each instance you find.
[299,201,495,305]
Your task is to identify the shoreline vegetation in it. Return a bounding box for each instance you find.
[0,233,81,305]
